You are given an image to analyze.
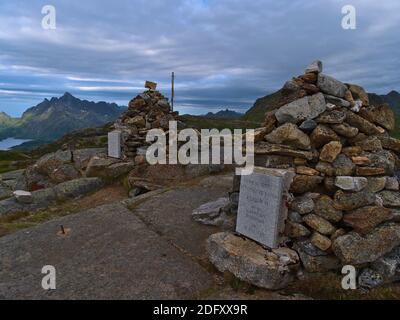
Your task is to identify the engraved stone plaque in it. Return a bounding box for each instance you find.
[108,130,122,159]
[236,167,295,248]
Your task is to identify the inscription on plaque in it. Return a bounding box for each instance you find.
[108,130,122,159]
[236,167,294,248]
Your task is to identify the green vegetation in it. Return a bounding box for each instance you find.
[179,115,260,131]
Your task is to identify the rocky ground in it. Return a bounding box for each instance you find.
[0,174,309,300]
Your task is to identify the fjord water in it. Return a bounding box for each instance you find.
[0,137,32,150]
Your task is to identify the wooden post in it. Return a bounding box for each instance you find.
[171,72,175,111]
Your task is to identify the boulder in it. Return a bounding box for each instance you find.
[285,221,311,238]
[289,195,314,214]
[333,154,355,176]
[290,175,323,194]
[343,206,393,234]
[378,191,400,208]
[366,177,387,193]
[345,110,382,135]
[324,95,351,108]
[333,190,376,211]
[305,60,323,74]
[207,232,299,290]
[347,84,369,106]
[359,104,395,131]
[192,198,232,227]
[331,123,359,138]
[303,214,336,235]
[13,190,33,204]
[0,182,12,200]
[316,110,346,124]
[335,176,368,192]
[293,240,340,272]
[53,178,104,201]
[314,195,343,223]
[317,74,347,98]
[310,125,340,148]
[310,232,332,251]
[85,156,134,180]
[265,123,311,150]
[332,224,400,265]
[275,93,326,124]
[319,141,342,163]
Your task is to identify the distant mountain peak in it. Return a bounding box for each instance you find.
[388,90,400,96]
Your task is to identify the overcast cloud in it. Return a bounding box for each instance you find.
[0,0,399,116]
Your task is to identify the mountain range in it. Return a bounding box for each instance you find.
[0,93,125,141]
[204,109,243,119]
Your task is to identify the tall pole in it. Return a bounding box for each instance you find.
[171,72,175,112]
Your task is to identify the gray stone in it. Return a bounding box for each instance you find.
[370,246,400,284]
[386,177,399,191]
[13,190,33,204]
[358,269,384,289]
[318,74,347,98]
[72,148,107,170]
[236,167,295,248]
[290,195,314,214]
[299,119,317,131]
[275,93,326,124]
[332,224,400,265]
[0,182,12,200]
[378,191,400,208]
[324,94,351,107]
[192,197,231,226]
[305,60,323,74]
[293,240,340,272]
[0,169,25,181]
[207,232,299,290]
[335,176,368,192]
[288,211,303,223]
[265,123,311,150]
[54,178,104,201]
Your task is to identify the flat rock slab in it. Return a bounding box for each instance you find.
[130,176,232,259]
[0,202,213,299]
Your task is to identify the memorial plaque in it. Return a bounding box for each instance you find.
[108,130,122,158]
[236,167,295,248]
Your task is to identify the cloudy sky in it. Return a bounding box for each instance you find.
[0,0,399,117]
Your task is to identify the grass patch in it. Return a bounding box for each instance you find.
[283,272,400,300]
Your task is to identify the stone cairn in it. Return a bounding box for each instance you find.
[114,81,182,161]
[230,61,400,288]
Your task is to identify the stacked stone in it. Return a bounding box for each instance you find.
[114,82,181,160]
[254,61,400,287]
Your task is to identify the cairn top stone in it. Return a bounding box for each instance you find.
[305,60,323,74]
[144,80,157,90]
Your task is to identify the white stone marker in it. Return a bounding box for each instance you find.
[236,167,295,248]
[108,130,122,159]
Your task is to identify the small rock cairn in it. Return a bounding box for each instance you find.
[114,81,182,161]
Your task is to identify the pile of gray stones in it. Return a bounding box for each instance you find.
[194,61,400,290]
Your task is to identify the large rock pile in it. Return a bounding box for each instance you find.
[114,83,182,161]
[226,61,400,288]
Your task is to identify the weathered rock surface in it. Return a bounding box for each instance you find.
[290,195,314,214]
[359,104,395,131]
[332,224,400,264]
[285,221,311,238]
[310,125,340,148]
[311,232,332,251]
[293,240,340,272]
[275,93,326,124]
[314,195,343,223]
[13,190,33,204]
[345,110,382,135]
[343,206,393,234]
[207,232,299,290]
[347,84,369,107]
[335,176,368,192]
[290,175,323,194]
[378,191,400,208]
[254,142,315,160]
[319,141,342,163]
[305,60,323,74]
[192,198,232,227]
[333,190,376,211]
[331,123,359,138]
[317,74,347,98]
[333,154,355,176]
[303,214,336,235]
[0,182,12,200]
[265,123,311,150]
[316,110,346,124]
